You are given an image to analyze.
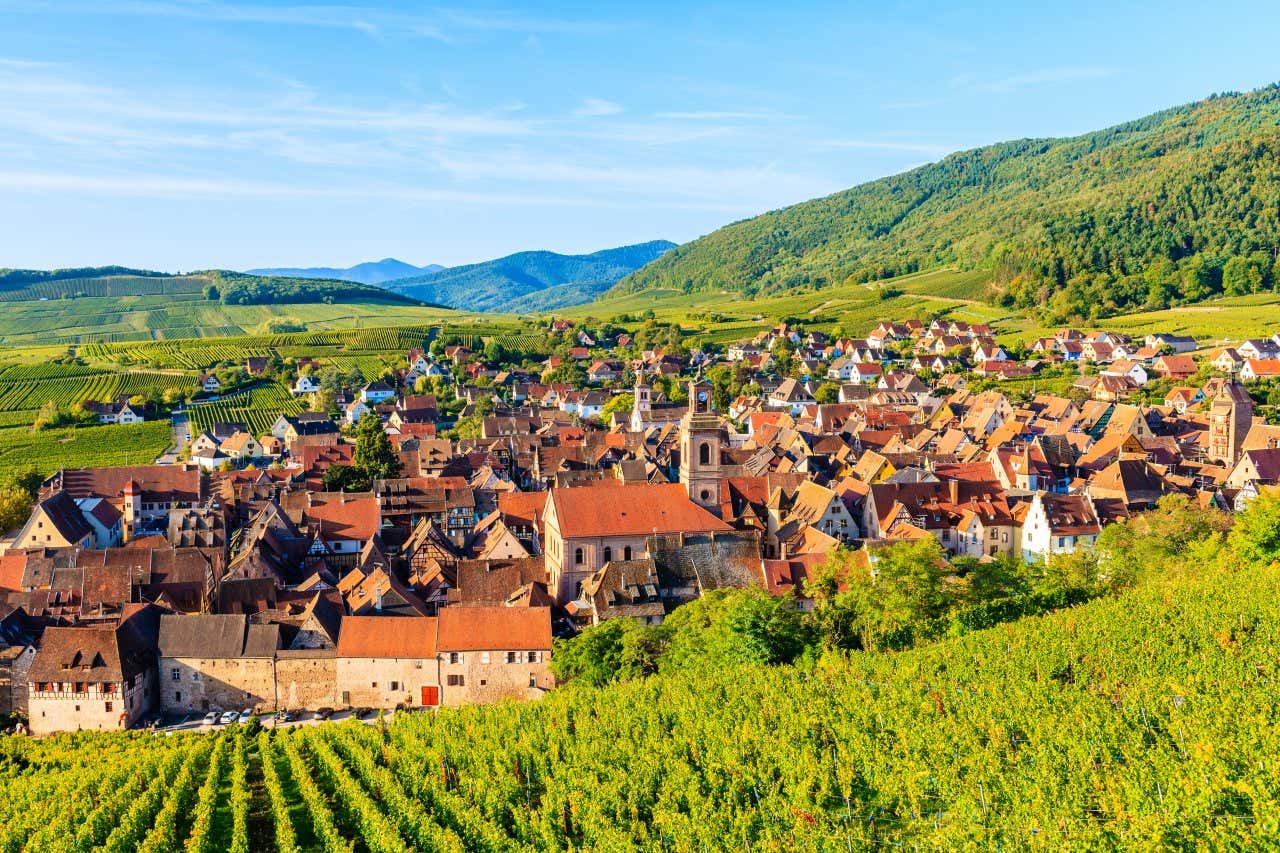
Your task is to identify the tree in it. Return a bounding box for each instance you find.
[814,381,840,403]
[0,486,32,532]
[1229,491,1280,567]
[543,362,587,388]
[310,388,335,413]
[1036,548,1100,597]
[446,414,484,440]
[807,539,951,651]
[1,465,41,500]
[550,619,657,687]
[319,367,343,393]
[482,340,508,364]
[352,413,401,481]
[322,464,369,492]
[599,393,634,424]
[1092,494,1230,588]
[32,400,65,431]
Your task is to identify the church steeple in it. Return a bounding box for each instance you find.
[634,375,651,414]
[679,379,722,512]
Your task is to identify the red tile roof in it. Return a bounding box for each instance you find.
[55,465,202,504]
[0,554,25,592]
[550,482,731,539]
[437,605,551,651]
[497,490,549,529]
[337,615,437,658]
[305,495,381,542]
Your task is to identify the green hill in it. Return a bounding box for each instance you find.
[0,267,428,306]
[614,85,1280,324]
[390,240,676,311]
[0,267,467,344]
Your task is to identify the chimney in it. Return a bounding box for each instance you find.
[948,478,959,506]
[375,584,383,612]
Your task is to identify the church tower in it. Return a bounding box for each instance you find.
[630,375,652,431]
[1208,380,1253,466]
[679,379,722,512]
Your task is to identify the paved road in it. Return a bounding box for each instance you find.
[147,708,393,735]
[157,410,189,465]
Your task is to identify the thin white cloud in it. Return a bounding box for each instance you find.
[0,168,778,214]
[573,98,623,117]
[0,56,60,69]
[427,151,837,206]
[951,66,1110,93]
[655,110,797,121]
[3,1,619,41]
[810,138,956,156]
[433,8,629,36]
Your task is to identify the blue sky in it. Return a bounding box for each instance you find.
[3,0,1280,271]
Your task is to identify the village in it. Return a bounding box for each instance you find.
[2,314,1279,735]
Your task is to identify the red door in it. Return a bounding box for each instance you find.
[421,686,439,706]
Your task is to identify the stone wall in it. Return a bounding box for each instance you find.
[334,657,440,709]
[160,656,275,714]
[439,649,552,706]
[275,651,336,710]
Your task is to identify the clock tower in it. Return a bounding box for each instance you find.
[679,379,722,512]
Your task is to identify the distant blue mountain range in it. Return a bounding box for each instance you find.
[246,258,443,285]
[385,240,677,312]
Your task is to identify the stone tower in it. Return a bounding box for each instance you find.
[679,379,722,512]
[1208,380,1253,466]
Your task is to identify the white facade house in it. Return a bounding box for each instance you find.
[1020,492,1100,563]
[293,374,322,395]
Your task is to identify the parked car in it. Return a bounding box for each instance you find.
[274,709,295,723]
[315,707,334,720]
[353,707,373,720]
[236,710,255,724]
[220,710,239,725]
[202,711,219,726]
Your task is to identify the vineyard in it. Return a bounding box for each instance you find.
[0,274,210,303]
[0,561,1275,849]
[79,326,440,371]
[0,420,171,474]
[0,371,190,416]
[187,383,303,437]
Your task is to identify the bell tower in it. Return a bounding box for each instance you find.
[679,379,722,512]
[629,376,653,431]
[1208,380,1254,466]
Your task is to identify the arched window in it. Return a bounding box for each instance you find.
[603,546,613,563]
[574,547,584,566]
[699,442,711,465]
[623,546,632,561]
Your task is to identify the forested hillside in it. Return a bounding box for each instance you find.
[391,240,675,311]
[205,271,427,307]
[614,85,1280,324]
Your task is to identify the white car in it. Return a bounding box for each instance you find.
[202,711,219,726]
[220,710,239,725]
[236,710,254,724]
